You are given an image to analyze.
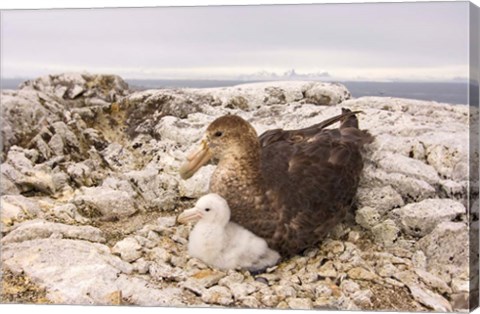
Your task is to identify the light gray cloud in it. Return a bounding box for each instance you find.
[1,2,470,80]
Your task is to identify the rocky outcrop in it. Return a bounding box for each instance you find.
[0,73,475,311]
[19,72,128,102]
[1,73,128,161]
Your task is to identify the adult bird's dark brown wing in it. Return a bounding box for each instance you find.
[257,108,373,256]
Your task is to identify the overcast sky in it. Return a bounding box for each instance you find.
[1,1,471,81]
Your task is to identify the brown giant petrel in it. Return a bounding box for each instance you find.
[179,108,373,257]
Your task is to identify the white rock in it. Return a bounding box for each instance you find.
[219,271,245,285]
[157,216,176,229]
[356,185,404,215]
[112,237,142,262]
[86,97,110,106]
[51,121,81,152]
[362,167,436,202]
[68,85,85,99]
[1,219,105,244]
[146,230,161,243]
[1,195,42,226]
[51,171,71,193]
[240,295,261,308]
[321,240,345,254]
[371,219,400,246]
[124,169,178,211]
[149,247,171,263]
[408,283,452,312]
[154,115,204,146]
[355,206,381,229]
[286,297,313,309]
[347,267,378,281]
[6,146,35,169]
[114,274,185,306]
[318,261,337,278]
[338,242,361,263]
[303,82,350,106]
[375,152,440,185]
[227,283,257,300]
[73,185,137,219]
[0,172,21,195]
[415,269,451,294]
[148,262,184,282]
[347,230,361,243]
[101,143,136,172]
[19,73,128,101]
[51,203,89,224]
[67,163,93,187]
[416,222,468,282]
[376,263,397,278]
[411,250,427,270]
[390,199,465,237]
[48,134,65,156]
[315,283,333,297]
[419,133,468,180]
[451,278,469,293]
[366,133,423,159]
[201,286,233,305]
[329,295,361,310]
[2,238,133,304]
[440,179,467,199]
[1,90,65,154]
[340,280,360,295]
[2,148,56,195]
[192,81,348,110]
[131,258,150,274]
[260,294,280,307]
[273,284,297,299]
[263,86,288,105]
[351,289,373,307]
[186,269,226,288]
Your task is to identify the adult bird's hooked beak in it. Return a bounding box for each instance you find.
[179,138,212,179]
[177,207,203,224]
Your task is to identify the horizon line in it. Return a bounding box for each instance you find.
[2,75,469,83]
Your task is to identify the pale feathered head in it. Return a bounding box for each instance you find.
[177,193,230,226]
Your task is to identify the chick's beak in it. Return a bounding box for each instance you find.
[177,207,203,224]
[179,139,212,180]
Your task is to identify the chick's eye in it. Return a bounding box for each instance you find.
[205,208,210,212]
[214,131,223,137]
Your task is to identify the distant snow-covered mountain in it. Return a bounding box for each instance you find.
[238,69,331,81]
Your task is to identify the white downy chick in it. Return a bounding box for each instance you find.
[177,193,280,272]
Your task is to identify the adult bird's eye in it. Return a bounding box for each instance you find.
[214,131,223,137]
[205,208,210,212]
